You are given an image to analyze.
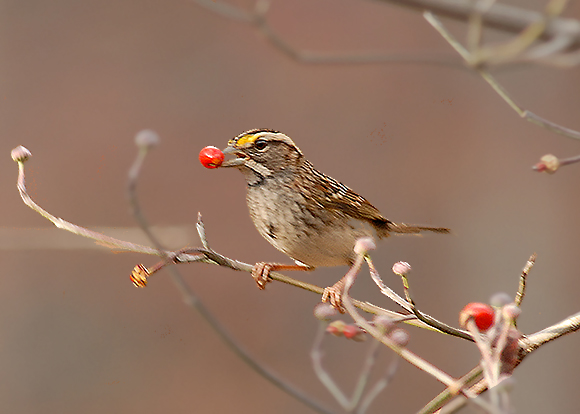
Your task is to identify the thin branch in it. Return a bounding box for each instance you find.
[311,320,385,411]
[534,153,580,173]
[515,253,536,307]
[380,0,580,53]
[356,357,399,414]
[417,365,483,414]
[196,212,209,249]
[426,311,580,413]
[392,266,473,341]
[348,336,383,412]
[340,246,473,393]
[424,11,580,142]
[311,322,351,408]
[191,0,465,69]
[13,153,165,256]
[521,311,580,353]
[466,0,572,67]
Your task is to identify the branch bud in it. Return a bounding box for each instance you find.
[389,328,410,347]
[373,315,396,334]
[135,129,160,149]
[502,303,521,322]
[326,320,346,336]
[11,145,32,163]
[490,292,513,308]
[354,237,376,256]
[130,264,150,287]
[533,154,559,174]
[314,303,337,321]
[392,261,411,276]
[343,324,367,342]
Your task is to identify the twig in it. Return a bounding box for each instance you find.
[559,154,580,167]
[418,365,483,414]
[533,153,580,174]
[356,357,399,414]
[391,264,473,341]
[515,253,536,307]
[340,243,474,394]
[424,11,580,142]
[11,146,168,256]
[191,0,465,69]
[466,0,572,66]
[311,320,384,411]
[310,322,351,408]
[196,212,209,249]
[380,0,580,53]
[521,311,580,353]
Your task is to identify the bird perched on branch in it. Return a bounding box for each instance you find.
[218,129,449,309]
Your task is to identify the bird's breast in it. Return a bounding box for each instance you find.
[245,181,373,267]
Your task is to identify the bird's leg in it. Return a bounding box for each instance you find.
[252,262,314,289]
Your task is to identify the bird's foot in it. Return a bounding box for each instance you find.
[252,262,274,290]
[322,279,346,313]
[251,262,314,290]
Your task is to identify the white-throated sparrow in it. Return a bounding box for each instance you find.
[219,129,449,309]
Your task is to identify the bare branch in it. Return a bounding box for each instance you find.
[424,11,580,142]
[390,262,474,341]
[310,320,386,411]
[533,153,580,173]
[379,0,580,53]
[515,253,536,307]
[521,311,580,353]
[192,0,465,69]
[340,241,475,394]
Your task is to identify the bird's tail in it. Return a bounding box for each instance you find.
[373,218,450,238]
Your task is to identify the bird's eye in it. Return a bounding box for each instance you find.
[254,139,268,150]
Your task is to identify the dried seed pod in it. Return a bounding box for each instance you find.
[130,264,150,288]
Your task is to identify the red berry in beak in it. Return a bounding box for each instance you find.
[199,146,225,169]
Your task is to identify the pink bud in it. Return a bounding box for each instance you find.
[343,324,366,341]
[502,304,521,321]
[11,145,32,163]
[490,292,513,308]
[389,328,410,347]
[392,261,411,276]
[373,315,396,334]
[354,237,376,255]
[135,129,160,148]
[327,320,346,336]
[314,303,337,321]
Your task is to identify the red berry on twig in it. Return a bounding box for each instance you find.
[459,302,495,332]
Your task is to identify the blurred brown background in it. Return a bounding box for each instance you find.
[1,0,579,413]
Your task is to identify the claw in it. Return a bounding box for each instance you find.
[252,262,272,289]
[322,280,346,313]
[251,262,314,290]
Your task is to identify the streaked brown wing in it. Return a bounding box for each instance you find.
[300,161,387,223]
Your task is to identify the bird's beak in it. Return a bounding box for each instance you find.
[220,146,248,168]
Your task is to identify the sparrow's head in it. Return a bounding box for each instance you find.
[221,129,303,185]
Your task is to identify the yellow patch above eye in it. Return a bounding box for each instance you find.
[235,134,259,147]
